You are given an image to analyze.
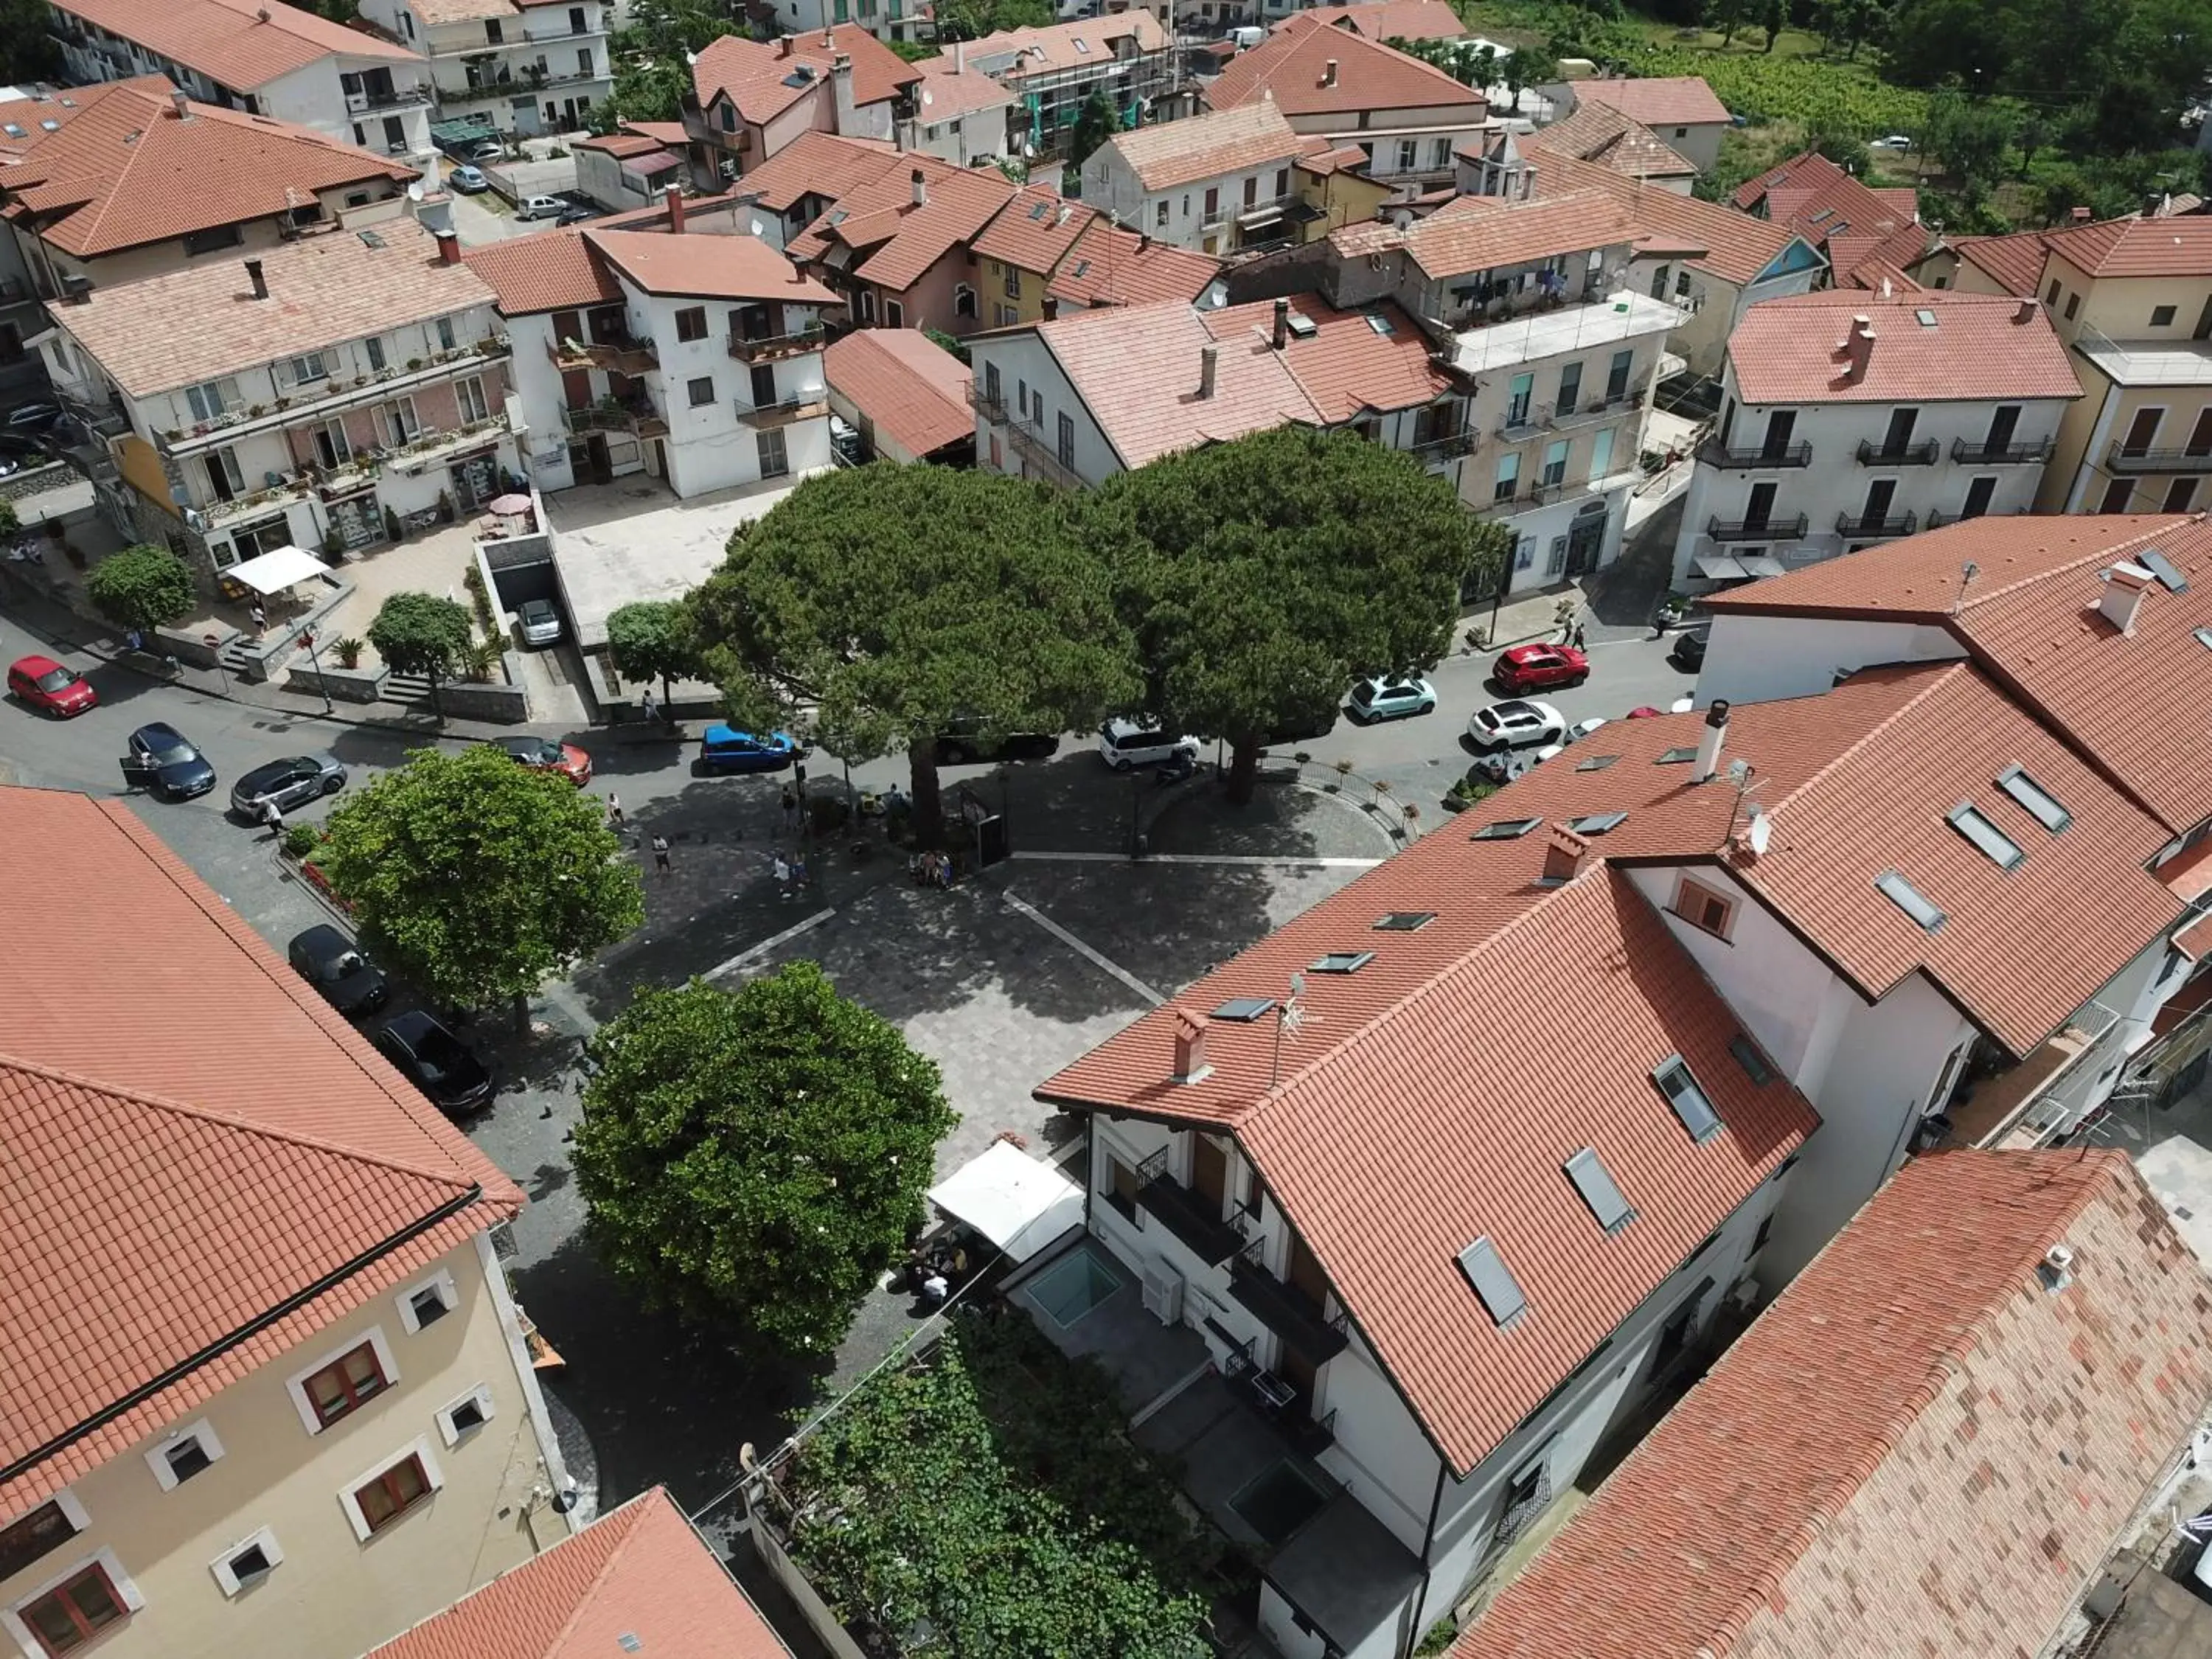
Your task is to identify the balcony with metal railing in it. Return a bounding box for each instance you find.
[1835,508,1919,539]
[1697,439,1812,470]
[1406,427,1477,465]
[1135,1148,1245,1266]
[1952,1001,2127,1149]
[547,333,655,375]
[1854,438,1940,466]
[1227,1244,1349,1364]
[1708,513,1808,542]
[727,323,826,364]
[970,385,1083,488]
[2106,441,2212,474]
[1952,434,2053,465]
[562,399,667,438]
[735,394,829,430]
[345,82,433,113]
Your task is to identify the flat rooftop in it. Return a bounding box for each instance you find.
[2076,333,2212,387]
[1449,290,1680,376]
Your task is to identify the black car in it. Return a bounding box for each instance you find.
[554,204,597,226]
[288,924,389,1016]
[935,720,1058,765]
[1669,629,1709,672]
[374,1010,494,1113]
[2,402,62,434]
[121,722,218,800]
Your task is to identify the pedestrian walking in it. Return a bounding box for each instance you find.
[249,600,268,636]
[779,784,796,831]
[772,852,790,898]
[650,833,670,875]
[605,791,624,828]
[791,850,810,890]
[640,689,659,728]
[261,798,285,838]
[1571,622,1587,651]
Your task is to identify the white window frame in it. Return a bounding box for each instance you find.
[455,375,490,423]
[1,1546,146,1655]
[284,1324,401,1436]
[142,1419,226,1492]
[285,350,330,386]
[337,1437,444,1543]
[394,1269,459,1335]
[381,397,420,445]
[364,335,387,372]
[207,1527,282,1598]
[434,1384,498,1448]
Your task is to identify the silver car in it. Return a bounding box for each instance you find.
[516,597,563,647]
[230,753,347,817]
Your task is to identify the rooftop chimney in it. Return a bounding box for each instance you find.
[1137,230,1150,253]
[1042,296,1059,321]
[2100,561,2157,636]
[169,87,189,119]
[1693,698,1731,782]
[779,34,793,56]
[2070,204,2093,222]
[1540,824,1589,886]
[2015,297,2036,324]
[664,181,685,233]
[1272,296,1289,350]
[244,257,268,299]
[1837,314,1874,383]
[1198,342,1218,400]
[954,38,965,73]
[1321,56,1338,88]
[1169,1006,1211,1084]
[433,229,460,265]
[821,24,834,46]
[911,167,927,207]
[832,50,851,72]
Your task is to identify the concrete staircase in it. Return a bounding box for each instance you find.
[383,671,436,708]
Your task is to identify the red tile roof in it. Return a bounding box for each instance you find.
[1520,143,1815,288]
[576,131,666,159]
[1731,149,1926,282]
[0,85,105,161]
[1725,289,2081,406]
[0,78,416,258]
[692,24,919,127]
[1452,1150,2212,1659]
[948,13,1166,82]
[1703,515,2212,838]
[2041,214,2212,278]
[1045,218,1223,308]
[790,153,1015,293]
[908,61,1014,124]
[1535,101,1696,181]
[464,225,624,316]
[1342,188,1639,280]
[970,184,1095,274]
[1950,226,2062,296]
[366,1488,792,1658]
[823,327,973,457]
[586,227,838,305]
[53,0,418,87]
[1274,0,1469,41]
[1101,100,1307,193]
[0,790,520,1514]
[1572,74,1730,130]
[1202,294,1445,422]
[728,131,902,215]
[1205,22,1486,122]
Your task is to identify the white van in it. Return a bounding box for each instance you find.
[1097,718,1200,770]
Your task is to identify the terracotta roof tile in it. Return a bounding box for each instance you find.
[1043,219,1223,308]
[1572,74,1730,129]
[1200,295,1444,422]
[1100,100,1306,194]
[0,790,518,1512]
[970,184,1094,274]
[948,13,1165,82]
[909,63,1015,124]
[365,1488,791,1658]
[1273,0,1469,41]
[1727,289,2081,405]
[1732,149,1926,282]
[1342,188,1638,281]
[1296,141,1372,176]
[1950,226,2058,296]
[728,131,902,215]
[0,88,98,161]
[1704,515,2212,837]
[1536,101,1696,180]
[793,154,1015,293]
[1452,1150,2212,1659]
[1521,142,1813,287]
[0,79,416,258]
[692,25,919,127]
[576,131,664,159]
[824,327,972,457]
[54,0,417,88]
[464,224,622,316]
[585,227,838,304]
[1205,22,1485,122]
[2040,214,2212,277]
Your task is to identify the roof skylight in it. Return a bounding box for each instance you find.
[1470,817,1542,841]
[1374,911,1435,931]
[2195,626,2212,652]
[1364,313,1396,335]
[1947,801,2025,869]
[1070,260,1091,277]
[1653,1055,1723,1144]
[1211,996,1275,1022]
[1568,811,1627,835]
[1996,764,2071,832]
[1914,307,1938,326]
[1565,1148,1634,1234]
[1456,1237,1526,1326]
[1656,746,1699,764]
[1310,950,1374,973]
[1874,869,1947,931]
[2141,547,2188,592]
[1576,754,1619,771]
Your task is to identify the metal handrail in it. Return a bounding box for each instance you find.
[1952,435,2053,465]
[1834,509,1919,538]
[1708,513,1807,541]
[1855,438,1940,465]
[1697,439,1812,469]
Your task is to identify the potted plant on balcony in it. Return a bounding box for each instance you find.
[407,358,423,371]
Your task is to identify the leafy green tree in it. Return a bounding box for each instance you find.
[0,0,63,84]
[686,463,1138,845]
[1501,46,1557,111]
[1713,0,1749,44]
[1804,110,1871,174]
[1094,428,1486,804]
[366,591,473,718]
[1069,88,1121,165]
[592,52,693,131]
[316,745,642,1015]
[85,544,195,638]
[571,967,955,1352]
[606,599,697,710]
[1761,0,1786,49]
[1922,87,2017,202]
[925,327,971,364]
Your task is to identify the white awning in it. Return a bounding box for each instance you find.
[224,544,329,595]
[927,1139,1083,1264]
[1692,553,1750,580]
[1739,554,1788,577]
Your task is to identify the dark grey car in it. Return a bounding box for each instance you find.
[288,924,389,1015]
[230,752,347,817]
[122,722,218,800]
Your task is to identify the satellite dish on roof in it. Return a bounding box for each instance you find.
[1745,807,1772,857]
[406,181,424,201]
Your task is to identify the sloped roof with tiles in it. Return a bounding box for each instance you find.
[2038,214,2212,278]
[790,154,1015,293]
[1102,99,1306,193]
[0,87,100,161]
[971,184,1094,274]
[54,0,417,88]
[1450,1150,2212,1659]
[1273,0,1469,42]
[57,215,494,396]
[0,78,415,258]
[575,131,665,159]
[1205,21,1484,120]
[1521,142,1815,287]
[1703,515,2212,838]
[909,60,1014,124]
[1950,226,2064,296]
[1726,289,2081,406]
[954,13,1166,82]
[464,224,622,315]
[1536,100,1696,181]
[0,789,519,1515]
[1371,188,1639,279]
[365,1488,791,1659]
[824,326,972,457]
[1732,148,1926,282]
[1045,218,1223,308]
[726,130,902,215]
[1038,661,2183,1471]
[1572,74,1729,129]
[586,227,838,305]
[692,24,919,127]
[1201,295,1444,422]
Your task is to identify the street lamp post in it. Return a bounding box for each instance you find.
[299,627,334,717]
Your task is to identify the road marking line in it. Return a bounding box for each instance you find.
[703,906,837,979]
[1009,850,1382,869]
[1000,888,1165,1006]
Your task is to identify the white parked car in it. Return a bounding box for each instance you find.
[516,598,563,647]
[1097,718,1199,771]
[515,195,566,220]
[1565,715,1608,743]
[1870,133,1914,150]
[1346,675,1438,723]
[1467,698,1566,752]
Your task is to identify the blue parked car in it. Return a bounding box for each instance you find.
[698,723,805,774]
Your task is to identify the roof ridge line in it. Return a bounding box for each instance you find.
[1756,659,1972,821]
[544,1489,661,1651]
[1962,515,2189,610]
[0,1048,481,1197]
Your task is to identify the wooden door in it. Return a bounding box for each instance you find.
[2122,406,2164,456]
[1285,1232,1328,1309]
[1191,1137,1228,1213]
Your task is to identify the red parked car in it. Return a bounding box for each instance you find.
[490,734,593,785]
[8,653,97,717]
[1492,643,1589,693]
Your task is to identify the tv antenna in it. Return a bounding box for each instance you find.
[1953,559,1979,614]
[1269,970,1307,1089]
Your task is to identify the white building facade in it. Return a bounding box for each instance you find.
[355,0,610,136]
